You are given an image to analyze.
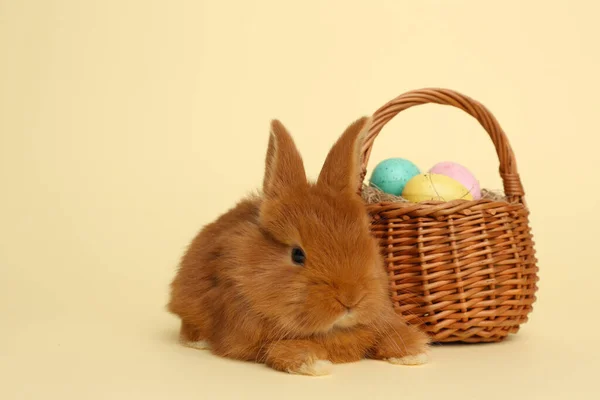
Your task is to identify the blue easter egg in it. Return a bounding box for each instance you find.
[369,158,421,195]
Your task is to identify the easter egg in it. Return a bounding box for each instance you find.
[369,158,421,195]
[429,161,481,200]
[402,173,474,203]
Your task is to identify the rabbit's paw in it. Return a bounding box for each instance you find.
[183,340,211,350]
[387,353,429,366]
[264,340,331,376]
[289,359,333,376]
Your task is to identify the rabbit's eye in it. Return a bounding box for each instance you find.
[291,247,306,266]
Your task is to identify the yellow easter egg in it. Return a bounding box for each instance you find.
[402,173,474,203]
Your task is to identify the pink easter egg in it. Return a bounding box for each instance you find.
[429,161,481,200]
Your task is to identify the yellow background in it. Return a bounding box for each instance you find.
[1,1,598,399]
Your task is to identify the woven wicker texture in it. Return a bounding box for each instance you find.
[361,88,539,343]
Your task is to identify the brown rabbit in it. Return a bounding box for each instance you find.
[167,116,430,375]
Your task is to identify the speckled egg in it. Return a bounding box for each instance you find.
[402,173,474,203]
[429,161,481,200]
[369,158,421,195]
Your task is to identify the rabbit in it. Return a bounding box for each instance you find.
[167,116,430,376]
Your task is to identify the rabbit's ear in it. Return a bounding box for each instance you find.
[263,120,308,198]
[317,116,372,193]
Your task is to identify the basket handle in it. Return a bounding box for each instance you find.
[360,88,525,203]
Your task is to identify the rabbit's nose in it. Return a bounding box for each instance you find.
[336,294,365,311]
[336,298,350,310]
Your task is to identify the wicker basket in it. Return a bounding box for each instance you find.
[360,88,539,343]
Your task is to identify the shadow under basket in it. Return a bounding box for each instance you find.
[361,88,539,343]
